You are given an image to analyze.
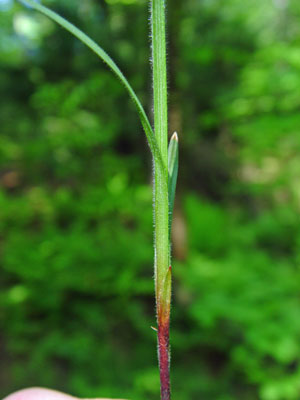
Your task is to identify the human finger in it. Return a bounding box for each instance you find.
[3,388,127,400]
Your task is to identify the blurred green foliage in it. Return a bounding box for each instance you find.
[1,0,300,399]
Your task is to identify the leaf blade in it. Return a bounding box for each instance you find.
[168,132,179,235]
[18,0,166,174]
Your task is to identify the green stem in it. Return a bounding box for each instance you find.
[152,0,169,302]
[151,0,170,399]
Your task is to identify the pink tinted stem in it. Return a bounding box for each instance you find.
[158,317,170,400]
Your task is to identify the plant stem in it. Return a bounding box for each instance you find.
[151,0,170,399]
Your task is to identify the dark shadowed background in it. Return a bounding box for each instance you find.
[1,0,300,399]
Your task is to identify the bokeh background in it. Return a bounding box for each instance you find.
[1,0,300,399]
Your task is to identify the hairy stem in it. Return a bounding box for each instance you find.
[151,0,170,399]
[158,317,170,400]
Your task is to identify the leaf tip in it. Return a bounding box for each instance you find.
[171,131,178,142]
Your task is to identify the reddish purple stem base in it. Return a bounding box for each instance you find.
[158,317,170,400]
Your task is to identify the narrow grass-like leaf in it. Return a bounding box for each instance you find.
[168,132,179,235]
[18,0,166,173]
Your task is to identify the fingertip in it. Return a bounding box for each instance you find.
[3,388,76,400]
[3,388,127,400]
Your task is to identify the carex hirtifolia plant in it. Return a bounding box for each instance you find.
[18,1,178,399]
